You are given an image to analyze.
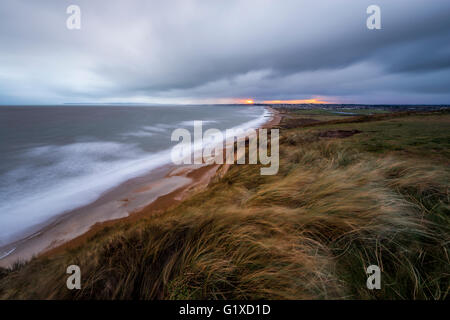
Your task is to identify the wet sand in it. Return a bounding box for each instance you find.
[0,107,281,268]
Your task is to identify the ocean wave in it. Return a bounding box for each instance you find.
[0,248,15,259]
[178,120,218,127]
[0,141,173,245]
[121,130,155,137]
[0,107,270,246]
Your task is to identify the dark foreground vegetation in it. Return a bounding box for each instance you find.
[0,109,449,299]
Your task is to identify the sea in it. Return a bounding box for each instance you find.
[0,104,269,247]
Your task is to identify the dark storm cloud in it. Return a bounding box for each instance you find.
[0,0,449,104]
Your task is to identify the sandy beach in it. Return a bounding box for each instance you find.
[0,107,281,268]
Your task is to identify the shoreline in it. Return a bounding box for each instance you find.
[0,106,280,268]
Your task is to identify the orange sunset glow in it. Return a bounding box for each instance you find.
[238,99,254,104]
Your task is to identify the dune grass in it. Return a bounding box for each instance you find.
[0,111,449,300]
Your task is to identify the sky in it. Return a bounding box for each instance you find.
[0,0,449,105]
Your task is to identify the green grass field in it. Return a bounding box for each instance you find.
[291,112,450,160]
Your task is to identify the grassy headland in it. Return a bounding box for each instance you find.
[0,108,449,299]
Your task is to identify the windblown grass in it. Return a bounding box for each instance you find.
[0,111,449,300]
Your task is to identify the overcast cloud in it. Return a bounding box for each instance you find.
[0,0,449,104]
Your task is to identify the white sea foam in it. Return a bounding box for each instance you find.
[177,108,271,163]
[142,125,169,133]
[122,130,155,137]
[178,120,218,127]
[0,142,172,245]
[0,248,16,260]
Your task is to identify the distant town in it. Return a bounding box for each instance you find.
[254,103,450,112]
